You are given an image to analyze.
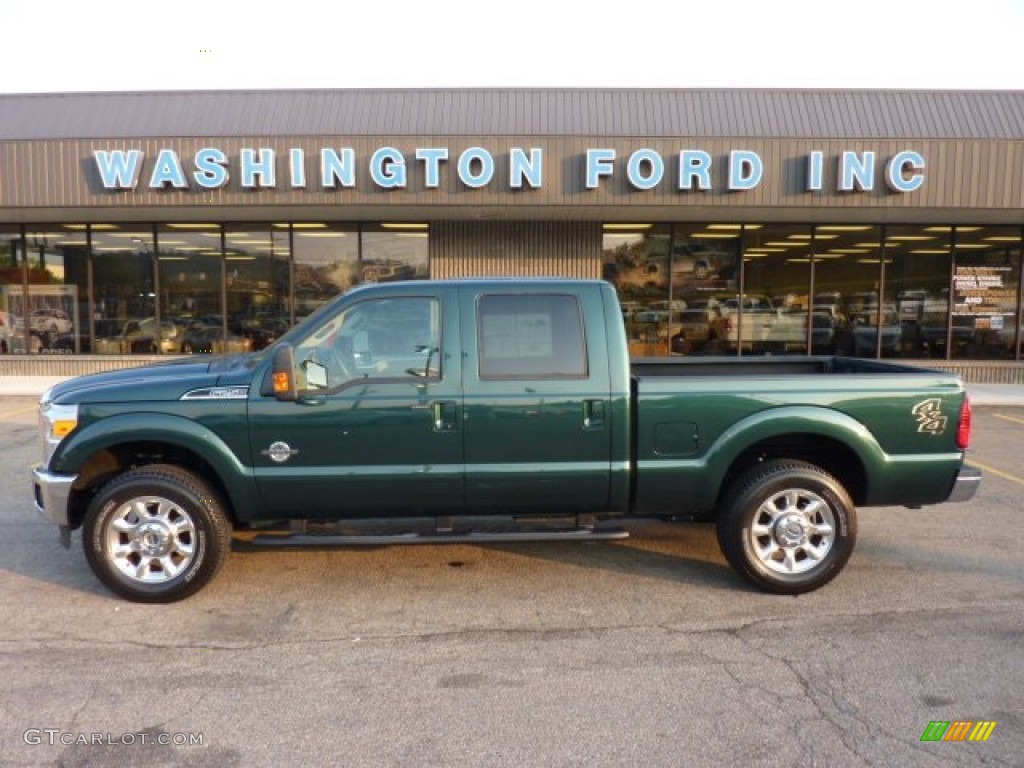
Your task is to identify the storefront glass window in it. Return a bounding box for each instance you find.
[361,224,430,283]
[158,225,223,355]
[881,225,951,359]
[951,226,1022,360]
[669,224,742,356]
[291,224,358,319]
[224,225,290,351]
[601,225,672,356]
[0,227,24,354]
[90,225,157,355]
[22,227,88,355]
[809,225,884,357]
[739,224,811,355]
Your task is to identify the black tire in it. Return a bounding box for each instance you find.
[716,459,857,595]
[83,464,232,602]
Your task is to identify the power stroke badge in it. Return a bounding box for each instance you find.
[912,398,948,435]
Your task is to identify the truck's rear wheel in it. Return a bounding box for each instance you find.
[83,464,231,602]
[717,460,856,594]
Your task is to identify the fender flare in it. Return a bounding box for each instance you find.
[699,405,887,503]
[52,412,260,521]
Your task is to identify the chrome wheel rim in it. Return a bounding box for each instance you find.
[749,488,835,575]
[105,496,197,584]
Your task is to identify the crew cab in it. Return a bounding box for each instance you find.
[32,279,980,601]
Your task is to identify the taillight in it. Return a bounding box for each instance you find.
[956,396,972,450]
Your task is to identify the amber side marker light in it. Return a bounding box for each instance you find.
[273,372,292,394]
[51,420,77,439]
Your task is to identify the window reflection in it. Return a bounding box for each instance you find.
[224,226,289,351]
[362,224,429,283]
[670,224,741,356]
[291,223,358,320]
[91,225,156,354]
[740,224,810,355]
[810,225,883,358]
[601,225,672,356]
[21,227,88,355]
[0,227,24,354]
[158,225,224,355]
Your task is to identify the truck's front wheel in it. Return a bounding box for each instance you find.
[717,460,856,594]
[83,464,231,602]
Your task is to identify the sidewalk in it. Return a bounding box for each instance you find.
[3,376,1024,406]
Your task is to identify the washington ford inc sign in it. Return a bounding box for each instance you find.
[92,147,927,194]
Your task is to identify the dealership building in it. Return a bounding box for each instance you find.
[1,88,1022,380]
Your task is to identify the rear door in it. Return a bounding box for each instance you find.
[459,284,613,515]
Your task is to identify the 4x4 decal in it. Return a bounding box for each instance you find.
[912,398,948,435]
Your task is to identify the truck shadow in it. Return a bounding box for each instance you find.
[458,519,741,591]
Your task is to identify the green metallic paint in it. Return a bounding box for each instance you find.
[457,282,618,515]
[633,394,964,514]
[40,279,971,531]
[53,410,265,522]
[246,283,465,518]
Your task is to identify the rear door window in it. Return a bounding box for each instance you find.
[477,294,587,379]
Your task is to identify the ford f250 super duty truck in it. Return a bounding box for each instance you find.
[32,279,980,602]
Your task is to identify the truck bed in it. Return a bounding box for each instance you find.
[629,355,968,514]
[630,355,943,378]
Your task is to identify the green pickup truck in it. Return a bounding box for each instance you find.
[33,279,980,602]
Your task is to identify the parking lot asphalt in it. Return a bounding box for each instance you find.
[1,397,1022,766]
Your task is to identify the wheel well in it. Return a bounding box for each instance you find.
[67,441,237,530]
[718,433,867,509]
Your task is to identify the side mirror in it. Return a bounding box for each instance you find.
[272,344,298,401]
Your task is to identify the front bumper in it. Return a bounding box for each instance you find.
[32,465,78,527]
[947,465,982,503]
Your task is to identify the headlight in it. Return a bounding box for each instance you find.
[39,400,79,466]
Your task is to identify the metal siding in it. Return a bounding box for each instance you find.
[431,221,601,279]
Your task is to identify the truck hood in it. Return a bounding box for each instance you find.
[43,354,258,405]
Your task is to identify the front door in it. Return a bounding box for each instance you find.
[248,291,463,518]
